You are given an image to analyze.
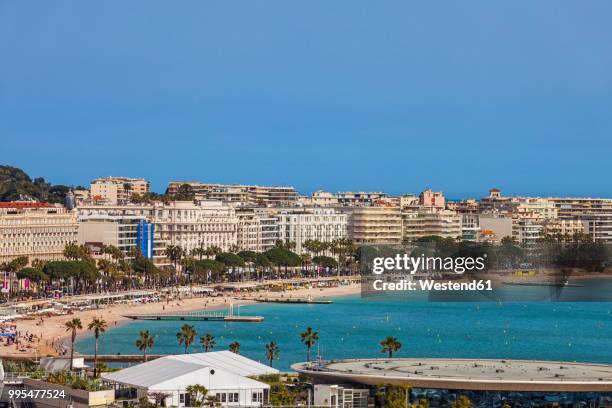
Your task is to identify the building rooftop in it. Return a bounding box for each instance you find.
[102,351,278,392]
[0,202,52,208]
[292,358,612,392]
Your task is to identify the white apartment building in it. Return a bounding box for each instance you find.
[514,198,558,220]
[512,213,544,246]
[548,197,612,243]
[0,203,78,265]
[236,209,279,252]
[303,190,340,207]
[401,207,462,242]
[542,218,586,239]
[152,201,238,253]
[90,177,150,205]
[345,206,402,245]
[337,192,388,207]
[275,208,348,253]
[167,182,298,206]
[580,214,612,243]
[461,213,480,242]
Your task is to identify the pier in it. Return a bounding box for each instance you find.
[123,303,264,322]
[240,297,332,304]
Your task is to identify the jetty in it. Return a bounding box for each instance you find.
[239,294,333,304]
[123,303,264,322]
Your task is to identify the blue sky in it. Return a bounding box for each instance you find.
[1,1,611,198]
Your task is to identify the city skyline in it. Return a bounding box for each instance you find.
[5,162,612,201]
[3,1,612,198]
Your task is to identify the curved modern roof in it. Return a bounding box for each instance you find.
[292,358,612,392]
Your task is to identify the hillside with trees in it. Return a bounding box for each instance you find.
[0,165,77,203]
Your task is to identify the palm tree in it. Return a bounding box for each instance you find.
[300,327,319,361]
[136,330,154,361]
[229,341,240,354]
[87,318,107,377]
[265,341,279,367]
[205,246,222,259]
[200,333,215,352]
[64,318,83,371]
[177,324,197,354]
[185,384,208,407]
[165,245,184,272]
[380,336,402,358]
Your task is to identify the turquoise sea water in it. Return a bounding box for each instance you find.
[76,292,612,371]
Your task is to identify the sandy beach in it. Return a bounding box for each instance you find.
[1,283,361,359]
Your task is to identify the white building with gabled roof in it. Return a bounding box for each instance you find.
[102,351,278,407]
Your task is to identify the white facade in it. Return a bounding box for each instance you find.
[90,177,150,205]
[102,351,277,408]
[314,384,369,408]
[152,201,238,253]
[275,208,348,253]
[0,203,78,265]
[401,207,462,242]
[236,209,279,252]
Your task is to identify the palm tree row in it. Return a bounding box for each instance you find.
[63,318,400,376]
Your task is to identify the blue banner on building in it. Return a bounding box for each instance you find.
[136,221,155,259]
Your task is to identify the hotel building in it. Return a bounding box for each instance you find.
[90,177,150,205]
[152,200,238,253]
[274,208,348,253]
[0,202,78,265]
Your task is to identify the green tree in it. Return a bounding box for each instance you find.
[205,246,222,259]
[64,318,83,371]
[185,384,208,407]
[451,395,472,408]
[378,385,411,408]
[265,341,279,367]
[87,318,107,377]
[380,336,402,358]
[300,327,319,361]
[164,245,184,272]
[7,256,28,272]
[174,183,195,201]
[136,330,155,361]
[177,324,197,354]
[16,267,48,283]
[229,341,241,354]
[269,383,296,406]
[200,333,215,352]
[312,256,338,269]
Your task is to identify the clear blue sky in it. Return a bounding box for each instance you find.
[2,1,611,198]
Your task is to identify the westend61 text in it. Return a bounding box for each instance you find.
[372,279,493,291]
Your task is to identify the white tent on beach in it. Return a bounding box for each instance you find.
[102,351,278,407]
